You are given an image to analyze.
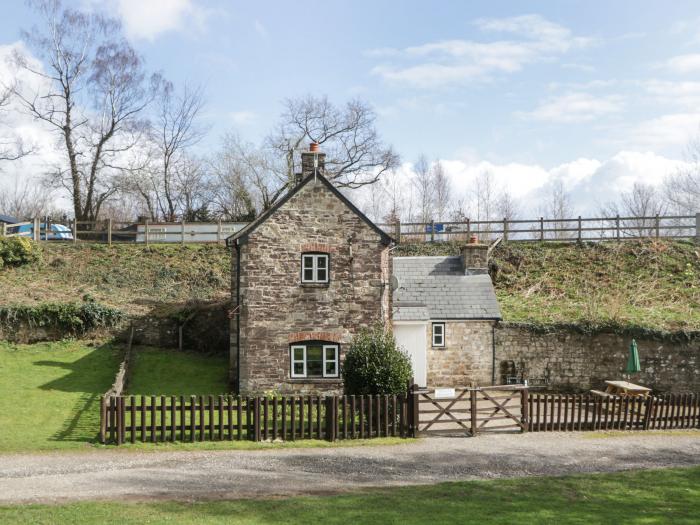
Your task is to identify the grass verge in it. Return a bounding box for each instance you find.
[1,467,698,524]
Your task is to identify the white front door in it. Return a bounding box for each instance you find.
[393,322,427,387]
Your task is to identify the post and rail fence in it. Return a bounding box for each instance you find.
[2,213,699,245]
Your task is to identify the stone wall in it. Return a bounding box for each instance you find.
[231,177,391,394]
[495,323,700,392]
[427,320,495,387]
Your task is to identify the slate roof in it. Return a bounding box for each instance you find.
[0,214,19,224]
[392,256,501,320]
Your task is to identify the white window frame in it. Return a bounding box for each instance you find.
[432,322,445,347]
[289,343,339,378]
[290,345,307,378]
[301,253,330,284]
[322,344,339,378]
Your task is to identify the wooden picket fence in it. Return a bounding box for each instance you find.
[528,392,700,432]
[101,393,411,445]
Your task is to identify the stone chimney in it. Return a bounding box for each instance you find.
[300,142,326,179]
[460,236,489,275]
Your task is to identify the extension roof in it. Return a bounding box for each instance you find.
[226,172,393,246]
[392,256,501,321]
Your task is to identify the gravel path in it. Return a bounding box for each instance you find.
[1,431,698,504]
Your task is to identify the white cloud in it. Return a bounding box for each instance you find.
[370,15,591,88]
[518,92,624,123]
[230,111,258,125]
[628,113,700,149]
[645,79,700,108]
[113,0,211,41]
[355,150,685,219]
[665,54,700,74]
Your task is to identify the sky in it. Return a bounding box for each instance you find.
[1,0,700,216]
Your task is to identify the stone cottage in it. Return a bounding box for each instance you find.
[227,143,501,394]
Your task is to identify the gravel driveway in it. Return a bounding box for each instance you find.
[1,430,698,504]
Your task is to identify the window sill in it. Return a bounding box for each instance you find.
[289,378,341,383]
[300,283,330,289]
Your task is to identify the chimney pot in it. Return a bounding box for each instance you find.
[309,142,319,152]
[300,143,325,179]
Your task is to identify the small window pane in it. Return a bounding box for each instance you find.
[325,347,336,360]
[316,256,327,269]
[306,345,323,377]
[303,269,314,281]
[293,347,304,361]
[293,362,305,375]
[303,256,314,269]
[317,268,327,282]
[325,361,337,375]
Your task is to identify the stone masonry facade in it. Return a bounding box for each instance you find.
[495,323,700,392]
[231,177,391,394]
[427,320,496,387]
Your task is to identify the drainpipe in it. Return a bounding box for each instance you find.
[235,242,241,394]
[491,323,497,385]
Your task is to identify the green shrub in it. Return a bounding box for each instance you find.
[0,237,40,269]
[342,323,413,395]
[0,302,124,335]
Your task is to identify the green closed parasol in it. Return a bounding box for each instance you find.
[625,339,641,375]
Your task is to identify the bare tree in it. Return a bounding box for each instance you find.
[0,178,54,219]
[0,85,32,165]
[412,155,433,223]
[601,182,666,237]
[474,170,497,237]
[175,155,212,221]
[268,95,399,191]
[539,179,574,239]
[152,83,207,221]
[432,159,451,222]
[664,138,700,215]
[496,189,521,222]
[13,0,160,222]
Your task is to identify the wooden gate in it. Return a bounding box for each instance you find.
[413,385,527,437]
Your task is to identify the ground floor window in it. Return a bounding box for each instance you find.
[290,343,339,378]
[432,322,445,347]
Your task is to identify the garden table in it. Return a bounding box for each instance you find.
[603,380,651,398]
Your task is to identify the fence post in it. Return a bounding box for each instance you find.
[254,397,261,441]
[539,217,544,241]
[577,216,582,243]
[72,219,77,243]
[394,219,401,244]
[655,214,660,239]
[33,217,40,241]
[145,219,150,246]
[520,388,529,433]
[470,388,478,436]
[643,395,654,430]
[181,219,186,245]
[410,384,419,438]
[466,218,471,238]
[217,218,222,243]
[503,217,508,242]
[430,219,435,243]
[325,396,337,442]
[1,222,6,237]
[696,213,700,244]
[616,214,620,240]
[99,395,107,444]
[107,218,113,246]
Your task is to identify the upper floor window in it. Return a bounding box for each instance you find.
[301,253,329,283]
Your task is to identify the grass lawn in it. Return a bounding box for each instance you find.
[0,340,122,452]
[0,341,412,453]
[1,467,698,524]
[127,346,229,395]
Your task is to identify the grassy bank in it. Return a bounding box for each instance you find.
[396,240,700,332]
[0,243,230,316]
[1,466,698,524]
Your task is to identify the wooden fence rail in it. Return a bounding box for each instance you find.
[527,393,700,432]
[3,213,699,244]
[101,393,411,445]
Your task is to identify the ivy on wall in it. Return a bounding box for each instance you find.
[0,302,124,335]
